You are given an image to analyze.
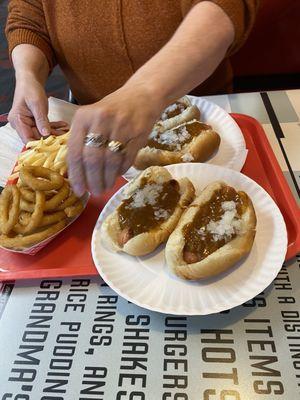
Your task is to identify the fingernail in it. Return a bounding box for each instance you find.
[41,128,50,137]
[74,185,85,197]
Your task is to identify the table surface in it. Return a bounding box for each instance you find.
[0,90,300,400]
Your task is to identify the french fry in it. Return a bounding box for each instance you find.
[43,152,57,168]
[32,156,48,167]
[9,132,70,180]
[57,132,69,142]
[24,153,46,166]
[52,161,65,172]
[43,135,57,145]
[54,146,67,163]
[26,139,41,149]
[19,149,35,161]
[59,166,67,176]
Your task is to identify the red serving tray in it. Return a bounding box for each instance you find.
[234,114,300,260]
[0,114,299,281]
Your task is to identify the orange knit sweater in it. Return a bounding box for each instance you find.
[6,0,259,104]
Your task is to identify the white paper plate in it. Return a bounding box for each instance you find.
[124,96,247,181]
[92,163,287,315]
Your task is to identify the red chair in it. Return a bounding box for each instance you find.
[231,0,300,91]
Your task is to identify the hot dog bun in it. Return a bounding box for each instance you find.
[165,181,256,280]
[155,96,200,132]
[134,120,220,170]
[101,166,195,256]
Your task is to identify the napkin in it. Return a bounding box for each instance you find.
[0,97,78,187]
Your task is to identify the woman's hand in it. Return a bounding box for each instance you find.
[68,83,164,196]
[68,0,235,197]
[9,45,68,143]
[8,74,68,143]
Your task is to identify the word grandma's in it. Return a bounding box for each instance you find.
[1,279,90,400]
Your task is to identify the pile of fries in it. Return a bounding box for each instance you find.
[10,132,69,180]
[0,165,84,250]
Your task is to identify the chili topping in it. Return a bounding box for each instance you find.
[183,186,249,263]
[118,178,180,237]
[148,121,210,152]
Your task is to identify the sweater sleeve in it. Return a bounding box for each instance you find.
[182,0,260,55]
[5,0,56,70]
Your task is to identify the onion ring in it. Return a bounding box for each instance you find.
[40,211,66,227]
[19,166,64,191]
[56,193,78,210]
[0,220,67,250]
[20,182,70,211]
[44,181,70,211]
[64,201,84,218]
[19,187,54,202]
[19,187,35,202]
[20,183,72,213]
[20,198,35,213]
[18,212,31,226]
[17,211,66,228]
[14,191,45,234]
[0,185,20,234]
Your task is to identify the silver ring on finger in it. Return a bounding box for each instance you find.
[84,132,107,148]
